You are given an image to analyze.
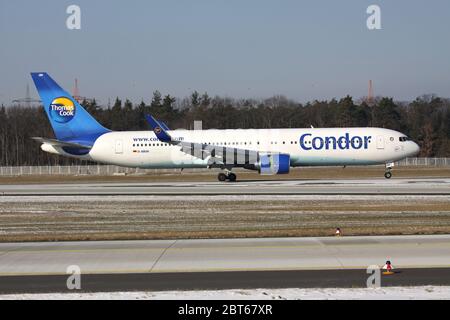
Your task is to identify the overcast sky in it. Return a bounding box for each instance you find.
[1,0,450,106]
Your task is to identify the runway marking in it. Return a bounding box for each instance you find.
[148,239,177,273]
[1,265,450,277]
[0,241,449,256]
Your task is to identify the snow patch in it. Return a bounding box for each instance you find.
[0,195,449,203]
[1,286,449,300]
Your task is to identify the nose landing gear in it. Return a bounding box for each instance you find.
[384,162,394,179]
[218,171,237,182]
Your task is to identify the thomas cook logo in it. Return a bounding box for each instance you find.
[49,97,76,123]
[154,127,162,134]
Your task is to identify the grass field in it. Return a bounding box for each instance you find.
[0,195,449,242]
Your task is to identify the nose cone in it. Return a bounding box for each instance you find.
[411,142,420,156]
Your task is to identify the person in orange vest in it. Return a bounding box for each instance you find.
[383,260,394,274]
[386,261,392,272]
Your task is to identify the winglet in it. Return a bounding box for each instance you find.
[145,115,172,142]
[159,121,170,131]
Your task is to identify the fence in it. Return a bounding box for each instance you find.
[0,165,183,176]
[0,158,449,176]
[396,157,450,166]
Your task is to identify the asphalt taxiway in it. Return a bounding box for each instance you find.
[2,269,450,294]
[0,235,449,293]
[0,177,449,195]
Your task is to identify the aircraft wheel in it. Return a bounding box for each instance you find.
[228,173,237,182]
[218,173,227,182]
[384,171,392,179]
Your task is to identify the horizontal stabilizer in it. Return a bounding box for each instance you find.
[32,137,92,149]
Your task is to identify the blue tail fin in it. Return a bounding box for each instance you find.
[30,73,109,145]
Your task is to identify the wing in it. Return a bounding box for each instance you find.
[145,115,259,165]
[178,142,259,164]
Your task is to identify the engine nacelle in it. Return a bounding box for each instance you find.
[41,143,62,155]
[258,153,290,175]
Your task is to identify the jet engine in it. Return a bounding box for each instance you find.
[257,153,290,175]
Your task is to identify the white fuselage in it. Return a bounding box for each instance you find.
[59,127,420,169]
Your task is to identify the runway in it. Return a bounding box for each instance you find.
[0,177,449,195]
[0,235,450,293]
[2,269,450,294]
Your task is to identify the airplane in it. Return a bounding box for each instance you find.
[31,72,420,182]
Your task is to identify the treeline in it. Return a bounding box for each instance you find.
[1,92,449,166]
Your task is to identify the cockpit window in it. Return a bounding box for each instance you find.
[399,136,412,142]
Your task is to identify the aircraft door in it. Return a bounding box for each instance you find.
[115,140,123,154]
[376,135,385,149]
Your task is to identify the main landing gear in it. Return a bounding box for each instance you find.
[384,162,394,179]
[218,171,237,182]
